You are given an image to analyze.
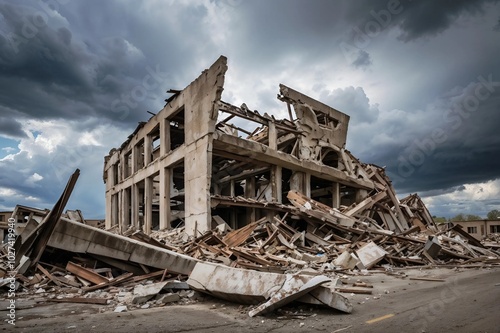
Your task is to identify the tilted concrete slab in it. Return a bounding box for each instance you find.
[248,275,331,317]
[298,282,353,314]
[187,262,285,304]
[48,218,197,275]
[187,262,348,316]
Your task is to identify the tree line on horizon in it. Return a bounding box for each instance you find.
[433,209,500,223]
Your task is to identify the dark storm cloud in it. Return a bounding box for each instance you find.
[395,0,498,41]
[0,116,27,138]
[0,1,207,128]
[351,50,372,69]
[343,0,498,42]
[372,80,500,194]
[0,0,499,218]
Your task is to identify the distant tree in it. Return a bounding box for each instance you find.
[432,216,447,224]
[449,213,466,222]
[465,214,482,221]
[449,213,482,222]
[487,209,500,220]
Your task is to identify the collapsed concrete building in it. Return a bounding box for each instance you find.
[103,56,426,237]
[4,57,498,319]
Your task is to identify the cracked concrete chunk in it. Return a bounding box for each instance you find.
[248,275,331,317]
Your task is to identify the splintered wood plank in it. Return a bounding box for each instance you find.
[223,219,262,248]
[66,261,109,285]
[344,190,387,217]
[36,264,62,287]
[82,272,134,292]
[409,277,445,282]
[47,297,109,305]
[336,287,373,294]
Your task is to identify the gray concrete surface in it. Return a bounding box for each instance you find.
[2,267,499,333]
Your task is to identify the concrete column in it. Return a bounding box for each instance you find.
[108,164,116,188]
[123,187,130,228]
[105,166,114,229]
[105,192,112,229]
[159,167,171,230]
[145,134,152,166]
[131,145,137,174]
[131,183,140,228]
[118,190,123,232]
[268,121,277,150]
[271,166,282,203]
[305,173,311,197]
[245,177,256,223]
[332,182,340,209]
[160,117,171,156]
[230,179,237,229]
[144,176,153,234]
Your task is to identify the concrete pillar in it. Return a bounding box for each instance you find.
[271,166,282,203]
[131,183,140,228]
[332,182,340,209]
[290,171,306,194]
[159,167,171,230]
[145,134,152,166]
[131,144,137,174]
[123,187,130,228]
[268,121,277,150]
[305,173,311,197]
[245,177,256,223]
[160,117,171,156]
[118,190,123,232]
[144,176,153,234]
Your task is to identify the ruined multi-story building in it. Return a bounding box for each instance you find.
[103,56,398,236]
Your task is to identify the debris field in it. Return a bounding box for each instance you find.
[1,56,499,318]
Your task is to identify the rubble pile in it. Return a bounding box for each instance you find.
[147,165,500,272]
[1,56,499,318]
[1,171,498,316]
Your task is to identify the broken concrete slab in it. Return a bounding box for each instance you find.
[163,280,190,290]
[248,274,330,317]
[132,281,170,304]
[187,262,285,304]
[355,241,387,269]
[333,251,359,270]
[157,293,181,304]
[47,218,197,275]
[298,283,353,314]
[114,305,128,312]
[187,262,342,316]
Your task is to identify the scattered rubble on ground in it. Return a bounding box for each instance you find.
[1,56,499,319]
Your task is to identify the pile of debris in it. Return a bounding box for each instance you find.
[147,165,500,273]
[2,56,499,317]
[2,166,497,318]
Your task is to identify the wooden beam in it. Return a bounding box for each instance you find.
[66,261,108,285]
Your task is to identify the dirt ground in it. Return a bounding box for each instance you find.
[1,266,499,333]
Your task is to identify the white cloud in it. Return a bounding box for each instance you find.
[1,147,16,153]
[25,172,43,187]
[422,178,500,217]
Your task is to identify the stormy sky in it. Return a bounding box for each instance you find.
[0,0,499,219]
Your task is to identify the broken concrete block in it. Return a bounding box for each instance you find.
[163,280,190,290]
[355,241,387,269]
[333,251,359,269]
[298,284,352,313]
[157,293,181,304]
[187,262,286,304]
[248,275,330,317]
[132,281,169,304]
[114,305,128,312]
